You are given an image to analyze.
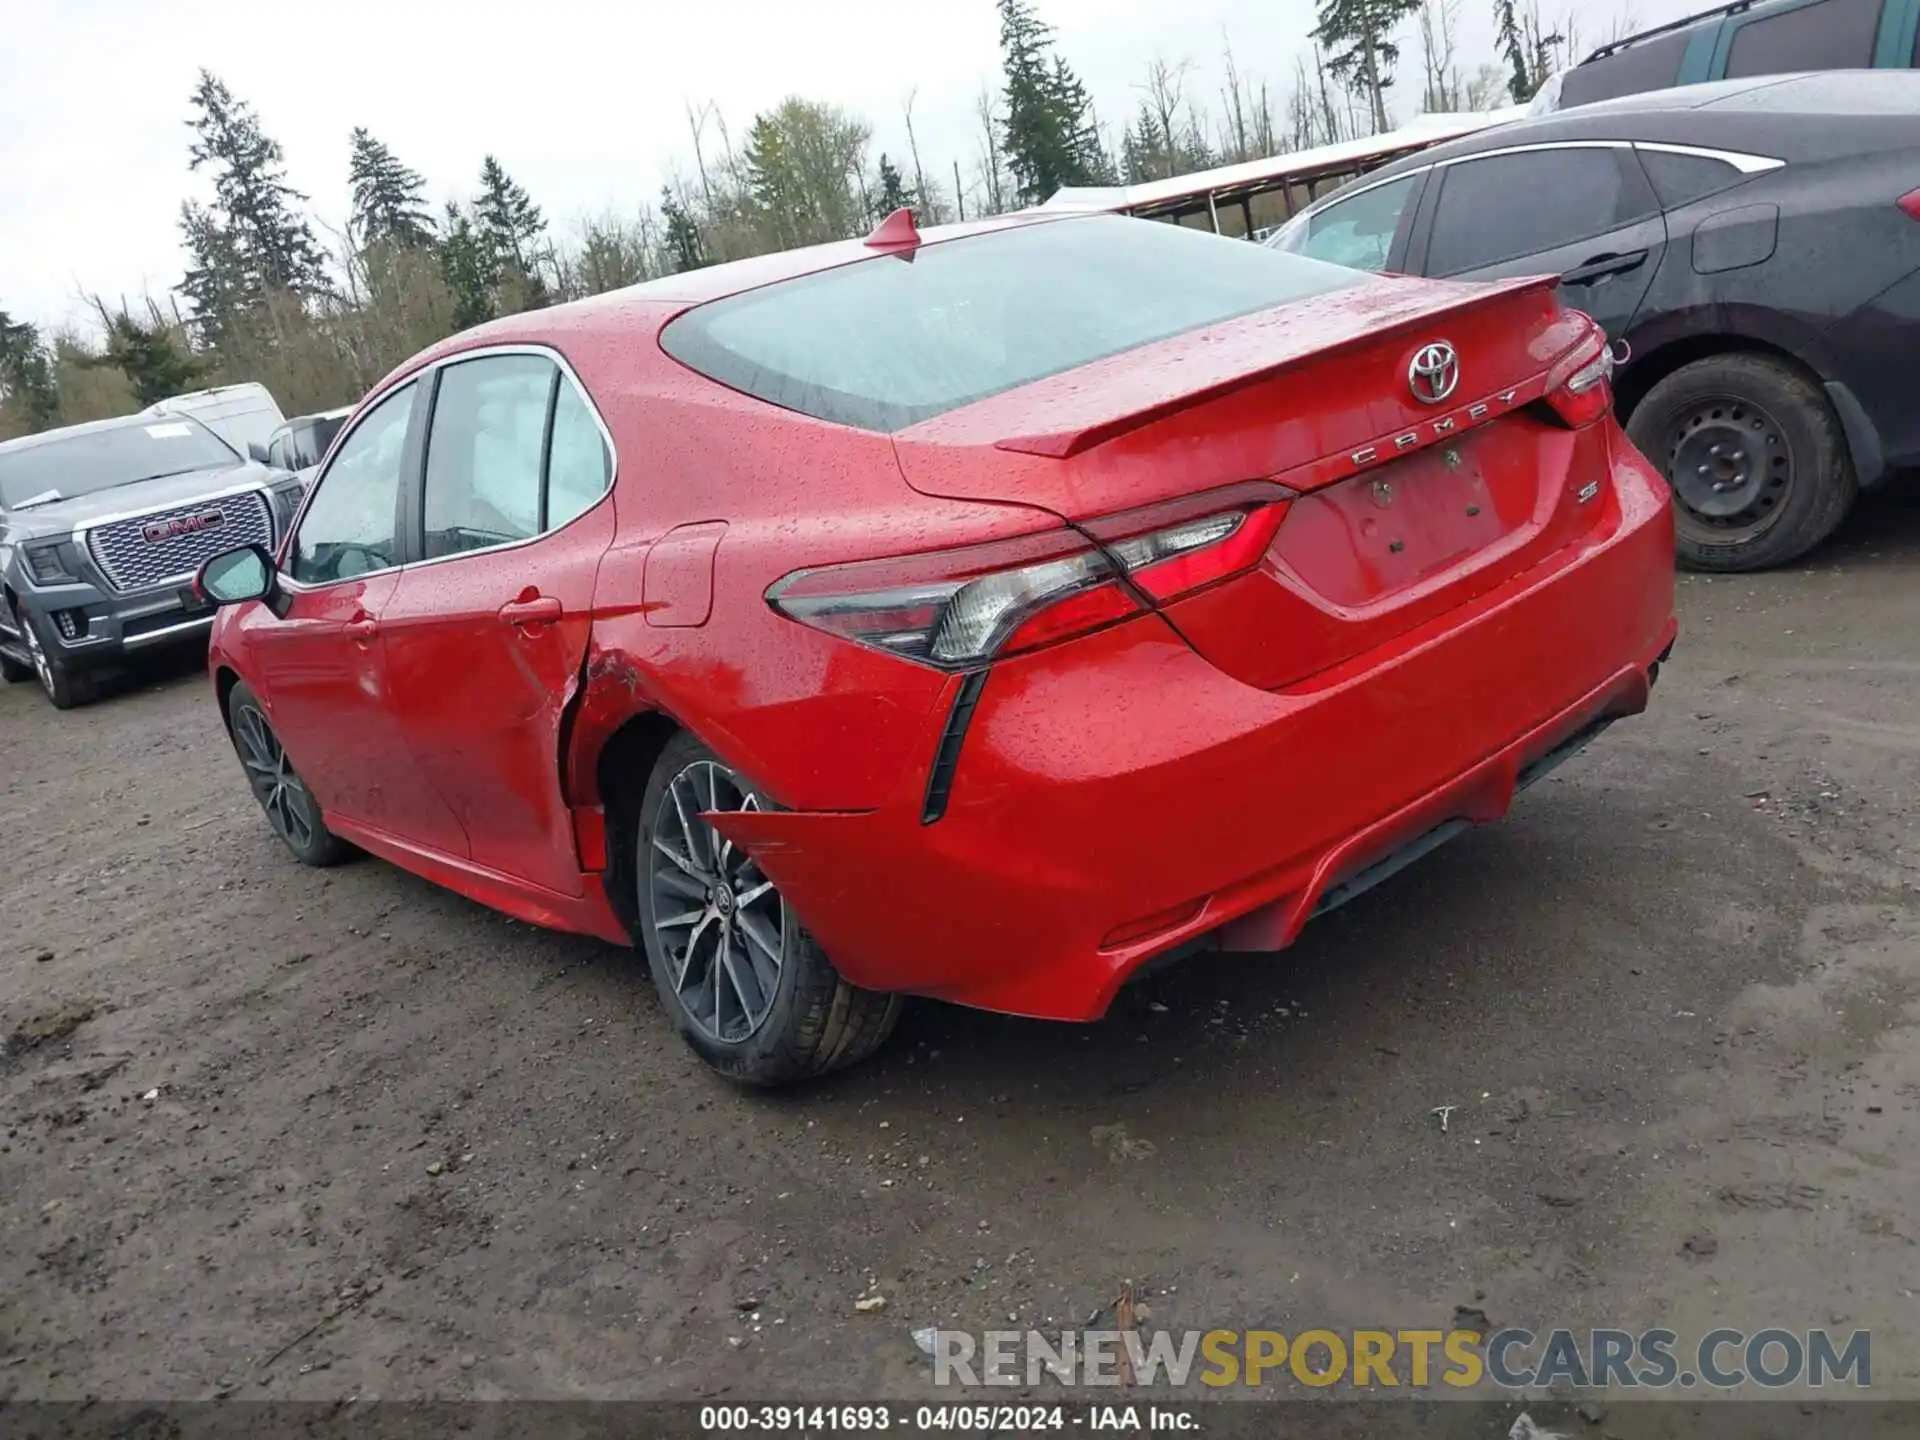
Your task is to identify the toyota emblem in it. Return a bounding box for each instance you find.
[1408,341,1459,405]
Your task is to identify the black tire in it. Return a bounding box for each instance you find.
[634,731,901,1086]
[224,681,351,867]
[1627,353,1857,573]
[18,610,92,710]
[0,651,30,684]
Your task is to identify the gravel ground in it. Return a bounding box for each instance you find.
[2,490,1918,1414]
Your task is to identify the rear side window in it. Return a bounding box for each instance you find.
[1426,148,1658,275]
[660,215,1362,433]
[1282,174,1420,271]
[1637,149,1746,208]
[1725,0,1881,76]
[1558,32,1690,108]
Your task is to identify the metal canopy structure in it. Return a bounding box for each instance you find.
[1036,106,1529,239]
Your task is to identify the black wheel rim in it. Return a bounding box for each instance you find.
[646,760,786,1044]
[22,621,55,699]
[1663,392,1792,544]
[233,703,317,851]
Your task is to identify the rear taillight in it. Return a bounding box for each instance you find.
[1899,187,1920,222]
[767,485,1292,671]
[1543,325,1615,428]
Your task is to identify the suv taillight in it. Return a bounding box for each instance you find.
[767,484,1292,671]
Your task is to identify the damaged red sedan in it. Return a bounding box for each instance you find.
[196,210,1676,1085]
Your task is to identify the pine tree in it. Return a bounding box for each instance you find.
[1312,0,1424,132]
[0,311,59,432]
[438,202,498,332]
[348,128,435,250]
[870,153,917,223]
[660,188,707,272]
[998,0,1106,206]
[184,71,327,295]
[476,156,548,296]
[177,200,256,350]
[92,307,208,407]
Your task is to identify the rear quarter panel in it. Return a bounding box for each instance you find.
[559,333,1073,814]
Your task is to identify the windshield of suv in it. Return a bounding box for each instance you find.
[660,214,1362,432]
[0,419,237,508]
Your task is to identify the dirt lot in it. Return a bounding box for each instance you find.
[3,492,1919,1414]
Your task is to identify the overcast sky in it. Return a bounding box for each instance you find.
[1,0,1690,335]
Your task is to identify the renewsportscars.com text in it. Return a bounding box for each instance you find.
[930,1327,1871,1390]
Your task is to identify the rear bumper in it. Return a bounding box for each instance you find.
[710,445,1677,1022]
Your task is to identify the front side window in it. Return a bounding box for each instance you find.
[1276,174,1419,272]
[1425,148,1657,276]
[289,381,415,585]
[421,355,553,559]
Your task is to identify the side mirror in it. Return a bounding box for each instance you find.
[248,442,270,464]
[196,544,275,606]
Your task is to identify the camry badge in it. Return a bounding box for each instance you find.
[1408,341,1460,405]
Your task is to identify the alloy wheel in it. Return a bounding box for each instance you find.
[1664,393,1792,545]
[646,760,787,1044]
[22,619,55,699]
[232,702,318,852]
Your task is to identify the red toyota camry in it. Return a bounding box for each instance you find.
[196,210,1675,1085]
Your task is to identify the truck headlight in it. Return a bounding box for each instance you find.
[23,541,78,585]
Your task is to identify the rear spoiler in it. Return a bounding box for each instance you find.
[993,274,1561,461]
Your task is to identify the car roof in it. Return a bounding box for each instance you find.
[1340,71,1920,184]
[0,410,216,456]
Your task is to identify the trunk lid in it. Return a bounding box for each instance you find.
[892,274,1612,691]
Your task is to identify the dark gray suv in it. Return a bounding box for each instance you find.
[1268,72,1920,571]
[0,414,304,707]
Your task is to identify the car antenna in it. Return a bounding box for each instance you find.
[864,207,921,251]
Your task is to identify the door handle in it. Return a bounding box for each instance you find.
[345,616,378,643]
[498,595,563,628]
[1560,249,1648,286]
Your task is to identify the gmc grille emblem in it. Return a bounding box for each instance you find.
[143,510,225,544]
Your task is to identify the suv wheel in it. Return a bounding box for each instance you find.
[19,612,91,710]
[225,681,351,866]
[1627,354,1857,573]
[634,732,902,1086]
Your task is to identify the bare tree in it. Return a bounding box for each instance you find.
[973,81,1007,214]
[1418,0,1463,112]
[902,88,946,224]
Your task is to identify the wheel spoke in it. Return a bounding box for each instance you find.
[736,922,779,1002]
[735,879,775,908]
[674,913,718,995]
[651,835,704,879]
[720,939,766,1028]
[669,775,705,871]
[656,907,706,929]
[654,865,706,902]
[737,910,783,970]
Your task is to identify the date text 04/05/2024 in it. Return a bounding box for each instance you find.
[697,1403,1194,1431]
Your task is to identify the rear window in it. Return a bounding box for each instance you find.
[1725,0,1881,77]
[660,216,1362,433]
[1559,31,1690,109]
